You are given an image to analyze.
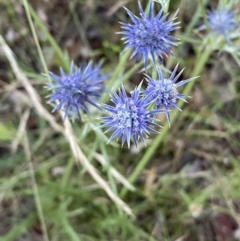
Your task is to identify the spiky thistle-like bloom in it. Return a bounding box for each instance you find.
[206,8,238,43]
[119,0,179,67]
[47,62,108,121]
[100,84,163,148]
[145,64,198,123]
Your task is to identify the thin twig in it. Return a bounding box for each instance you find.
[63,118,134,216]
[159,171,213,181]
[11,108,31,153]
[0,37,63,133]
[106,0,131,17]
[0,35,134,217]
[93,152,136,192]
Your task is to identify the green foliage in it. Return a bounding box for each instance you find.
[0,122,16,141]
[1,0,240,240]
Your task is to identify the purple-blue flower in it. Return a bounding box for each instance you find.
[207,8,238,42]
[47,62,108,121]
[119,0,179,67]
[100,85,162,148]
[145,64,198,123]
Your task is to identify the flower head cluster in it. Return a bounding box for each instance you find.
[47,62,108,121]
[100,85,162,148]
[207,8,238,42]
[119,0,179,67]
[145,64,197,123]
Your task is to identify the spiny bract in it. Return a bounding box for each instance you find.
[119,0,179,67]
[47,62,108,121]
[100,85,163,148]
[145,64,198,123]
[207,8,238,42]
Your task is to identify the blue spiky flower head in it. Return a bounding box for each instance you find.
[145,64,198,123]
[119,0,179,67]
[100,84,163,148]
[47,62,108,121]
[207,8,238,43]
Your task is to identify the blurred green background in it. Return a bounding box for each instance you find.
[0,0,240,240]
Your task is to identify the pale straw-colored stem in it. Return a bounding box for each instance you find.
[0,35,134,217]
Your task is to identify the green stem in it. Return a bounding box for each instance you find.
[22,0,49,74]
[101,53,142,104]
[101,50,131,103]
[115,61,143,88]
[23,131,50,241]
[106,51,131,89]
[120,48,211,198]
[61,157,75,192]
[25,1,69,72]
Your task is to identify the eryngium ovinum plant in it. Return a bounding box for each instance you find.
[199,2,239,48]
[46,0,198,148]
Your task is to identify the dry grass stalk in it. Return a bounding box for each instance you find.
[0,35,134,217]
